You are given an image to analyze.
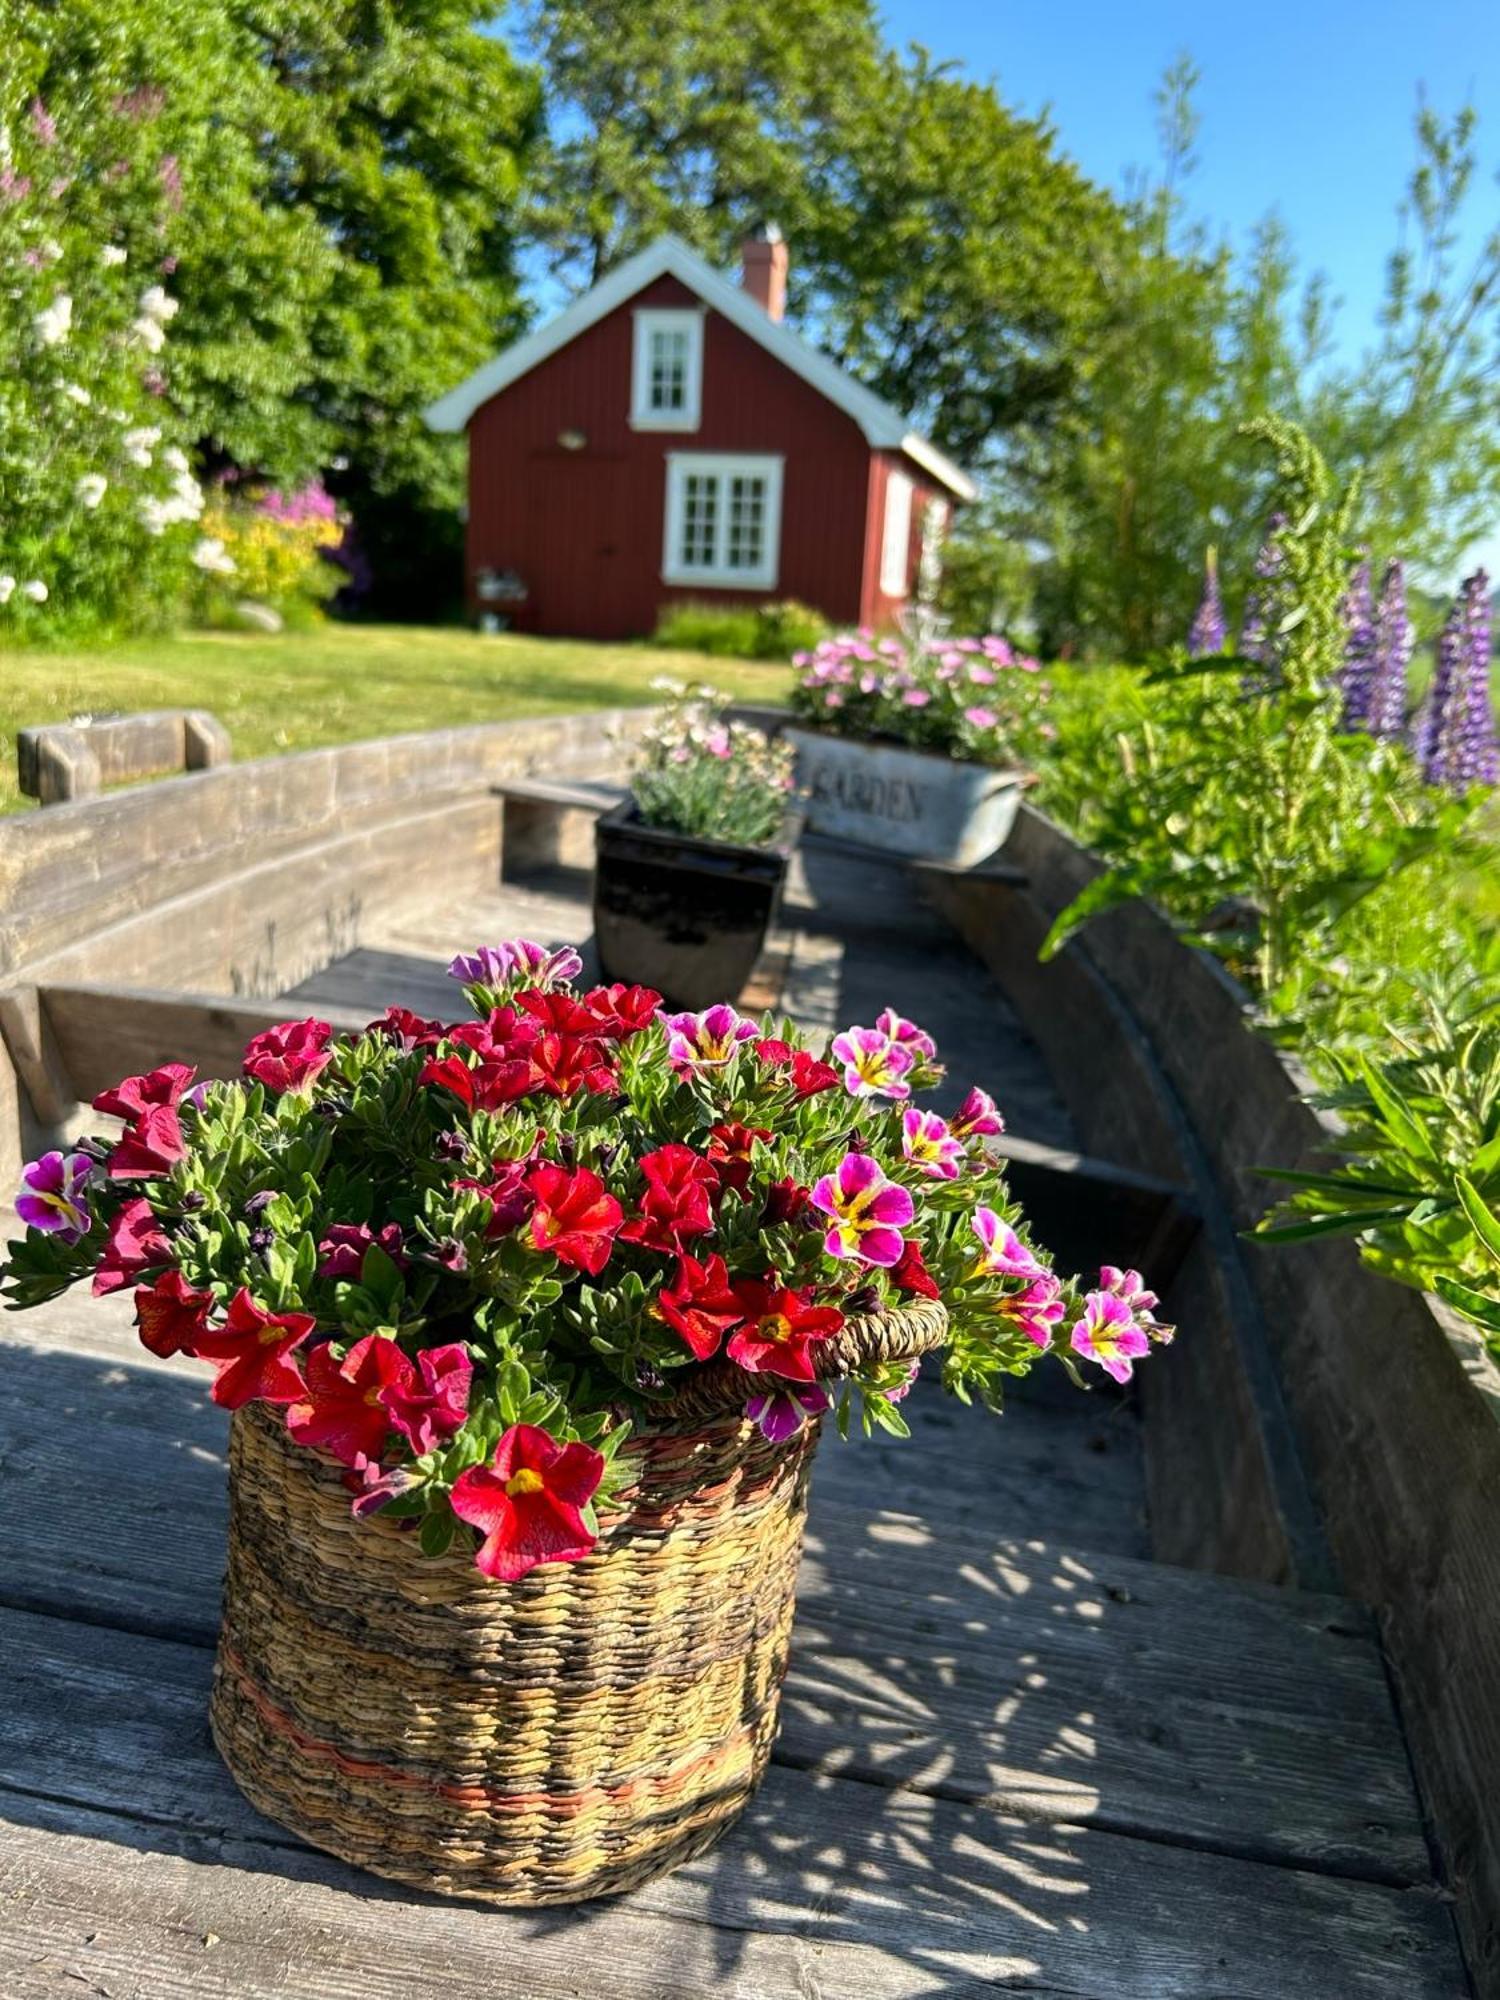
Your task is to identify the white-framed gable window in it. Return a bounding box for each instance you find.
[631,308,703,430]
[662,453,783,590]
[880,468,914,596]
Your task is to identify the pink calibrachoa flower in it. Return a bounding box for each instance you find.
[963,706,999,731]
[107,1105,187,1178]
[380,1342,473,1454]
[243,1019,333,1096]
[830,1026,915,1100]
[93,1063,196,1121]
[996,1273,1067,1348]
[449,940,583,989]
[93,1197,171,1294]
[1099,1265,1162,1324]
[450,1423,605,1581]
[1070,1292,1152,1384]
[15,1152,92,1241]
[901,1109,966,1180]
[811,1152,915,1267]
[971,1208,1044,1280]
[317,1222,408,1279]
[876,1007,937,1060]
[745,1380,831,1443]
[952,1086,1004,1138]
[663,1003,759,1071]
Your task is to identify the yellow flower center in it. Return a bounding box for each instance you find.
[506,1467,545,1498]
[759,1312,793,1344]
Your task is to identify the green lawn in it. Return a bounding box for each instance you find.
[0,625,792,814]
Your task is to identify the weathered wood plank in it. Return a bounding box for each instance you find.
[0,1319,1431,1882]
[38,985,369,1102]
[0,1614,1464,2000]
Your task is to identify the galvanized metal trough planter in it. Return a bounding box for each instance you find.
[784,727,1027,866]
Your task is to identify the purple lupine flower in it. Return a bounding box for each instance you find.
[1239,516,1285,689]
[1339,554,1377,732]
[1414,598,1464,784]
[1188,547,1226,656]
[1435,570,1498,790]
[1367,560,1412,740]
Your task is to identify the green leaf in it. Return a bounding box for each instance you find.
[1249,1206,1415,1244]
[419,1511,456,1559]
[1455,1176,1500,1271]
[1357,1056,1437,1164]
[1433,1274,1500,1331]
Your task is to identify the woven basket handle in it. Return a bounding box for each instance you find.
[654,1300,948,1424]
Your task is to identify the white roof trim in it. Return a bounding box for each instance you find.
[423,235,977,503]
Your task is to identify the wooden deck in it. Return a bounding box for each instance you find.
[0,849,1468,1997]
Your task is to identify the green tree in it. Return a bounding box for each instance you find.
[516,0,883,287]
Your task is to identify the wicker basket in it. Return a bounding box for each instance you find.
[209,1301,947,1905]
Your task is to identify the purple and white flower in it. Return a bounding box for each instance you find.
[745,1380,831,1442]
[830,1026,915,1100]
[811,1152,915,1267]
[662,1003,759,1071]
[1070,1292,1152,1384]
[16,1151,93,1242]
[901,1109,965,1180]
[971,1207,1044,1279]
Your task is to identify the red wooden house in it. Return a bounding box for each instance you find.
[424,230,975,639]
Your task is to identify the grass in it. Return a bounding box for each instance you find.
[0,624,793,814]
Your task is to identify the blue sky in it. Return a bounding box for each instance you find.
[876,0,1500,576]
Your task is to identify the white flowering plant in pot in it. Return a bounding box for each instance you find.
[0,82,222,634]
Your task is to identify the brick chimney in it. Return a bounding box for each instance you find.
[741,222,788,322]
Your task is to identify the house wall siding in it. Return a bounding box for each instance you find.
[465,275,879,639]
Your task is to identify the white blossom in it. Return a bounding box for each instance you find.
[137,284,179,323]
[122,425,161,469]
[137,497,169,535]
[192,536,236,575]
[161,445,189,474]
[34,293,72,346]
[63,382,91,406]
[100,244,128,267]
[74,473,108,509]
[21,579,48,603]
[129,314,166,353]
[0,576,15,605]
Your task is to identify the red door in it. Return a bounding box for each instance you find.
[524,454,628,638]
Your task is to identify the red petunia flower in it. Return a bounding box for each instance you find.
[365,1006,444,1049]
[243,1019,333,1096]
[286,1334,409,1467]
[450,1423,605,1581]
[582,983,662,1038]
[706,1122,772,1201]
[513,988,603,1038]
[619,1144,719,1252]
[188,1286,314,1408]
[93,1063,196,1121]
[134,1268,213,1358]
[529,1032,618,1098]
[726,1280,844,1382]
[656,1251,745,1360]
[754,1037,794,1067]
[107,1103,187,1178]
[94,1197,171,1295]
[788,1050,841,1098]
[380,1342,473,1454]
[763,1176,812,1226]
[889,1239,941,1300]
[525,1164,623,1275]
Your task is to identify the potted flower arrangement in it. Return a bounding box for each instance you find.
[786,622,1050,864]
[3,943,1169,1906]
[595,681,800,1007]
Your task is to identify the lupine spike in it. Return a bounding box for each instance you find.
[1435,569,1497,790]
[1188,546,1226,656]
[1339,553,1376,732]
[1414,598,1463,784]
[1366,559,1412,740]
[1239,513,1285,691]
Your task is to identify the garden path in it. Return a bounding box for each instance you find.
[0,847,1468,1997]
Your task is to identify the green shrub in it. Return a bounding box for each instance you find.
[652,599,828,661]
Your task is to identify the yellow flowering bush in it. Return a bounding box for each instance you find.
[195,483,345,625]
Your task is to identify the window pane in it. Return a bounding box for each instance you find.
[650,329,688,410]
[726,475,765,569]
[680,473,718,568]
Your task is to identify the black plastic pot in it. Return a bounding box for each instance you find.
[592,802,800,1009]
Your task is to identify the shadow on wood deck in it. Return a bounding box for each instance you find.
[0,841,1469,1997]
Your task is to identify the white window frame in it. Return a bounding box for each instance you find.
[880,469,914,597]
[662,452,784,590]
[631,308,704,431]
